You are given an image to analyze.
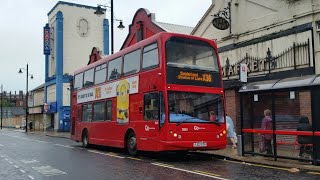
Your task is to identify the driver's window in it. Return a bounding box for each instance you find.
[144,92,159,120]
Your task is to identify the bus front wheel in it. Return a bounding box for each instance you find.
[126,132,137,156]
[82,130,90,148]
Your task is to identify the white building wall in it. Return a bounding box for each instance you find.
[192,0,320,73]
[63,83,71,106]
[48,4,105,77]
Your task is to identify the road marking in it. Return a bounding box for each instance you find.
[0,155,4,158]
[244,163,290,171]
[194,170,221,177]
[21,160,39,164]
[223,159,290,171]
[87,150,125,159]
[0,144,3,146]
[126,157,142,161]
[151,162,229,180]
[20,169,26,173]
[35,140,48,143]
[54,144,74,148]
[5,158,8,161]
[14,165,19,168]
[28,175,34,179]
[307,172,320,175]
[32,166,67,176]
[8,161,12,164]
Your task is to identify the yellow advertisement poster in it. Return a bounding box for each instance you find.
[116,79,130,123]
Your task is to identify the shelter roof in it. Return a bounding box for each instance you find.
[239,75,320,93]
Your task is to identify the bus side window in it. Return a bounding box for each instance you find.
[123,49,140,76]
[93,102,105,121]
[108,57,122,81]
[144,92,159,120]
[106,100,112,121]
[142,43,159,71]
[82,104,92,122]
[83,68,94,87]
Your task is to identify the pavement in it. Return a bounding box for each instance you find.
[7,128,320,172]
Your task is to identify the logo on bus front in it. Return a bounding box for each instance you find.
[194,126,205,131]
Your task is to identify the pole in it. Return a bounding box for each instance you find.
[25,64,28,133]
[1,84,3,129]
[111,0,114,54]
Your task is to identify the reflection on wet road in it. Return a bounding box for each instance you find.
[0,129,319,180]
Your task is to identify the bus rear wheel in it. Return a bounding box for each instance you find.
[82,130,90,148]
[126,132,137,156]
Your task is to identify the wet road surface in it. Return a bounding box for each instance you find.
[0,129,319,180]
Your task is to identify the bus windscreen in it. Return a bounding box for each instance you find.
[165,37,218,72]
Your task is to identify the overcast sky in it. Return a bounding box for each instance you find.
[0,0,211,93]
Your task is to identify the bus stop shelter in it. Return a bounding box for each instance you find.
[239,75,320,165]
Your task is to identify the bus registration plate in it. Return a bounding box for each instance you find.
[193,142,207,147]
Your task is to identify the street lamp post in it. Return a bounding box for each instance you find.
[19,64,33,133]
[94,0,125,54]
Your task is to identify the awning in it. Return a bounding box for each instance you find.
[239,75,320,93]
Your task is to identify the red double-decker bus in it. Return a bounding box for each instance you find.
[71,32,227,155]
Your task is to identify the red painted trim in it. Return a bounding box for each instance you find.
[242,128,318,136]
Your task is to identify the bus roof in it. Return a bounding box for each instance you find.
[74,32,217,75]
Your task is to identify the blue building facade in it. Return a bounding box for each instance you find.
[43,1,109,131]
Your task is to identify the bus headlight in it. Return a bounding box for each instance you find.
[223,130,226,134]
[220,133,223,137]
[216,135,220,138]
[173,133,178,137]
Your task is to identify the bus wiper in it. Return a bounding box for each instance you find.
[176,117,197,126]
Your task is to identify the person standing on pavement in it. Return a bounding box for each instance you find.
[260,109,273,155]
[29,121,33,131]
[226,115,237,148]
[297,116,312,159]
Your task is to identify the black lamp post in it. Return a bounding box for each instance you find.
[94,0,125,54]
[18,64,33,132]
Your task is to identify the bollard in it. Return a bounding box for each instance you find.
[237,135,242,156]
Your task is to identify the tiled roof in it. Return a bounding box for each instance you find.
[154,21,194,35]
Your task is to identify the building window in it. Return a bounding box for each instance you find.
[123,49,140,76]
[93,102,105,121]
[108,57,122,81]
[94,64,107,85]
[78,18,89,37]
[142,43,159,70]
[83,68,94,87]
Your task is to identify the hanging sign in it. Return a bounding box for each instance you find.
[212,17,230,30]
[240,64,248,82]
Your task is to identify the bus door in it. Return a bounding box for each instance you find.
[140,92,161,150]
